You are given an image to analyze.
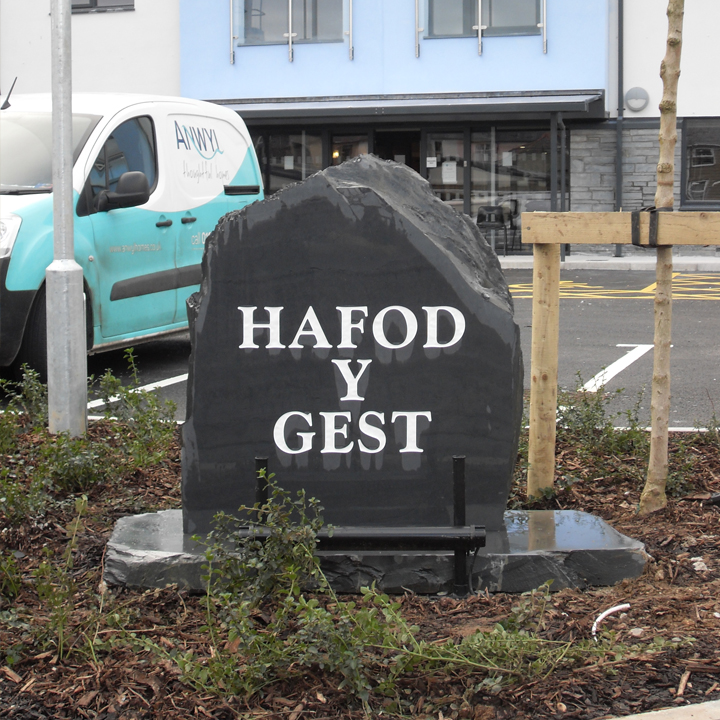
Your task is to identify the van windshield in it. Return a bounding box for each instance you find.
[0,111,100,194]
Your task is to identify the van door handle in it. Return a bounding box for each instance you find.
[156,219,173,227]
[181,216,197,224]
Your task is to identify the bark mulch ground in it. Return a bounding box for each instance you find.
[1,428,719,719]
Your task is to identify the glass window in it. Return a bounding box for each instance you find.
[428,0,475,37]
[253,134,268,187]
[470,130,554,221]
[692,147,715,167]
[0,112,99,194]
[72,0,134,12]
[472,129,568,241]
[374,130,422,173]
[88,116,156,204]
[495,130,551,193]
[332,135,368,165]
[239,0,343,45]
[684,119,720,204]
[470,131,493,217]
[484,0,541,35]
[243,0,287,44]
[426,133,464,213]
[268,132,323,193]
[427,0,541,38]
[294,0,343,42]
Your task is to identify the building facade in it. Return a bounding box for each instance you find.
[3,0,720,252]
[178,0,720,251]
[181,0,612,250]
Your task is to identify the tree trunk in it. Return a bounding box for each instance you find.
[638,0,684,515]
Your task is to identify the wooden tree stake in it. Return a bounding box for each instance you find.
[527,243,560,498]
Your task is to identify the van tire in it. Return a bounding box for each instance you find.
[14,285,49,381]
[13,285,93,383]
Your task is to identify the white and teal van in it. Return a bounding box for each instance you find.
[0,93,263,374]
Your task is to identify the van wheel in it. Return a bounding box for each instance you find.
[14,286,49,382]
[13,285,93,383]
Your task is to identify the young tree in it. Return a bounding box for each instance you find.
[638,0,685,515]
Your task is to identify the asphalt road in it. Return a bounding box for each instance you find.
[506,269,720,429]
[8,269,716,430]
[84,335,192,420]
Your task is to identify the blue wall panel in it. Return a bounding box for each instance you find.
[180,0,609,102]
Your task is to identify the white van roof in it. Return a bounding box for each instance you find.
[4,93,231,119]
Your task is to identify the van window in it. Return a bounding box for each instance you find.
[0,111,99,194]
[88,116,157,205]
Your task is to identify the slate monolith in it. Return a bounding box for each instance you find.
[181,154,523,536]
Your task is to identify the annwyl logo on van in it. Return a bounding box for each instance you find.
[174,121,223,160]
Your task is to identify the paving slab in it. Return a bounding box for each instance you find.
[613,699,720,720]
[499,253,720,272]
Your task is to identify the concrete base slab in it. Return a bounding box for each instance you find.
[103,509,649,594]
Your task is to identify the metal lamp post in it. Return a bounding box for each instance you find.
[47,0,87,436]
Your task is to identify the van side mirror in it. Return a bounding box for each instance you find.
[97,171,150,212]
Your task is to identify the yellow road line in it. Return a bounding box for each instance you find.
[509,273,720,300]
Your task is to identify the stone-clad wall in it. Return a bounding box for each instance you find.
[569,129,617,212]
[570,125,682,212]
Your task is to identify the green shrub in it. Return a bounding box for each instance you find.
[556,374,648,458]
[96,348,176,469]
[0,550,23,602]
[0,407,21,454]
[134,476,670,711]
[0,467,49,525]
[0,350,176,525]
[37,432,115,493]
[31,496,87,660]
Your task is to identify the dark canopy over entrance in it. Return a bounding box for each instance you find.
[220,91,604,252]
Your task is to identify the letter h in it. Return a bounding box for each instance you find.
[238,306,285,349]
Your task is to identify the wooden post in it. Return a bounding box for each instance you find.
[521,201,720,505]
[527,243,561,498]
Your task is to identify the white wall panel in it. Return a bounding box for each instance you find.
[623,0,720,118]
[0,0,180,97]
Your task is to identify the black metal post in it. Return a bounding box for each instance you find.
[254,457,269,522]
[463,128,472,217]
[559,113,570,257]
[453,455,469,594]
[559,113,566,213]
[550,113,558,213]
[615,0,625,258]
[551,112,566,262]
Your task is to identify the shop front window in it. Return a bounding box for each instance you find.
[684,119,720,205]
[426,133,464,214]
[267,132,323,193]
[374,130,421,173]
[451,130,554,220]
[469,130,555,250]
[332,134,368,164]
[427,0,541,38]
[238,0,343,45]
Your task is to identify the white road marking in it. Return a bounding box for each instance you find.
[582,344,654,393]
[87,372,188,409]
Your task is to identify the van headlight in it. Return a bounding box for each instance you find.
[0,214,22,259]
